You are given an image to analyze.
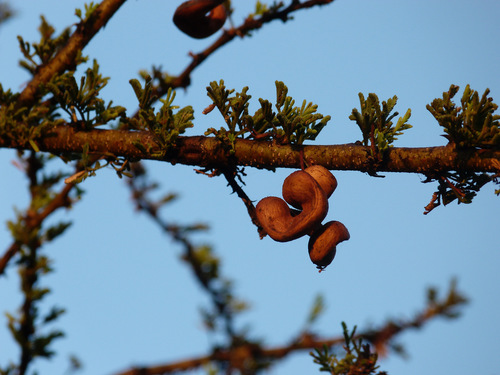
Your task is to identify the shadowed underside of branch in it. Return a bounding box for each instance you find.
[0,125,498,173]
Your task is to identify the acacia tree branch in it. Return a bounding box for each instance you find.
[16,0,127,107]
[0,125,498,173]
[151,0,336,96]
[113,280,466,375]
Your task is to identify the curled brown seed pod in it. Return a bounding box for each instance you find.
[304,165,337,198]
[256,171,328,242]
[173,0,227,39]
[308,221,350,270]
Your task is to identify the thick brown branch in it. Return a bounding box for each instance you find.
[17,0,127,107]
[1,126,499,174]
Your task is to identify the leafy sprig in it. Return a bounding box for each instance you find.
[427,84,500,149]
[17,16,76,75]
[350,93,412,157]
[311,322,387,375]
[205,80,330,153]
[46,59,126,129]
[129,77,194,156]
[75,2,99,22]
[423,85,500,213]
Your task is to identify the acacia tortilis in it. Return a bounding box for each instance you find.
[173,0,227,39]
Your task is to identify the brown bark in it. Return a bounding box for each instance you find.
[1,125,498,174]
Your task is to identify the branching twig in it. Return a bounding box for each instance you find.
[126,163,237,338]
[0,170,75,276]
[113,279,467,375]
[16,0,127,108]
[137,0,336,114]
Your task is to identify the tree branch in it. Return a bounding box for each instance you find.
[16,0,127,107]
[0,168,75,276]
[1,125,498,174]
[113,279,466,375]
[151,0,336,96]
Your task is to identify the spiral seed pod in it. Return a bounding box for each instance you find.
[304,165,337,198]
[173,0,227,39]
[308,221,350,270]
[256,171,328,242]
[281,169,329,210]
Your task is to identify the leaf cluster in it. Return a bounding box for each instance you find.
[205,80,330,153]
[74,2,99,22]
[427,84,500,149]
[422,85,500,212]
[17,16,75,75]
[2,154,75,374]
[0,84,60,151]
[251,1,285,17]
[2,17,124,152]
[350,93,412,157]
[46,59,126,129]
[311,322,387,375]
[129,77,194,156]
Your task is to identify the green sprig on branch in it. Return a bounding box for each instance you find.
[427,84,500,149]
[205,80,331,153]
[129,77,194,156]
[349,93,412,158]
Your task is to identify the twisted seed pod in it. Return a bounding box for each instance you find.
[308,221,350,270]
[304,165,337,198]
[173,0,227,39]
[256,171,328,242]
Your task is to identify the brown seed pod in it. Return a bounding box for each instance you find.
[304,165,337,198]
[308,221,350,270]
[173,0,227,39]
[256,171,328,242]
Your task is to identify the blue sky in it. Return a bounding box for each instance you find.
[1,1,499,374]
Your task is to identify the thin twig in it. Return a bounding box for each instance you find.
[132,0,336,119]
[0,172,75,276]
[113,280,466,375]
[221,167,265,238]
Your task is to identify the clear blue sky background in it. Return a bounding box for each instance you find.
[1,1,499,374]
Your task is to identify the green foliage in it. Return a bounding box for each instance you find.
[46,59,126,129]
[2,17,121,151]
[3,154,74,374]
[349,93,412,157]
[252,1,284,17]
[422,85,500,212]
[17,16,76,75]
[427,84,500,149]
[305,294,325,326]
[311,322,387,375]
[128,77,194,156]
[0,81,62,152]
[75,2,99,22]
[205,80,330,153]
